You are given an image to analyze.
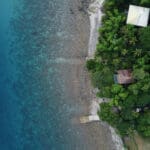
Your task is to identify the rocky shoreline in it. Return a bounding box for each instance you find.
[87,0,124,149]
[55,0,124,149]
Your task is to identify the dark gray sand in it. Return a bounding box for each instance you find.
[56,0,118,149]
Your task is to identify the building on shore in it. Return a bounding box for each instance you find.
[127,5,149,27]
[114,69,134,84]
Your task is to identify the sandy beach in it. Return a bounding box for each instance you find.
[56,0,123,149]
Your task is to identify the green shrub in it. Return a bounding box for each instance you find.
[86,59,96,71]
[140,0,150,7]
[139,26,150,51]
[137,111,150,137]
[99,103,119,125]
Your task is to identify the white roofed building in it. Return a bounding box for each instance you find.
[127,5,149,27]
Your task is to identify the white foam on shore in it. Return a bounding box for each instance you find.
[88,0,104,58]
[89,98,124,150]
[109,126,124,150]
[88,1,124,149]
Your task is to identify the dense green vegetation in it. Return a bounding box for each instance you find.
[87,0,150,137]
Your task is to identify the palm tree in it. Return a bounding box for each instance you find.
[121,49,128,56]
[133,49,142,57]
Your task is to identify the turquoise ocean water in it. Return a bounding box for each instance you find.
[0,0,86,149]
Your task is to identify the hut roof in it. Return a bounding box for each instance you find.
[114,69,134,84]
[127,5,149,27]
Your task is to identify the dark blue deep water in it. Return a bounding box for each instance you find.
[0,0,84,149]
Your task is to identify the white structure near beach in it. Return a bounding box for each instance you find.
[80,115,100,123]
[127,5,149,27]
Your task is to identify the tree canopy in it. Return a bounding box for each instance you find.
[87,0,150,137]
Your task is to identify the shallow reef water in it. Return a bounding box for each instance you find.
[0,0,85,149]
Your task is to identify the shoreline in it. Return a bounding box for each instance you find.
[87,0,124,149]
[53,0,124,149]
[56,0,120,149]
